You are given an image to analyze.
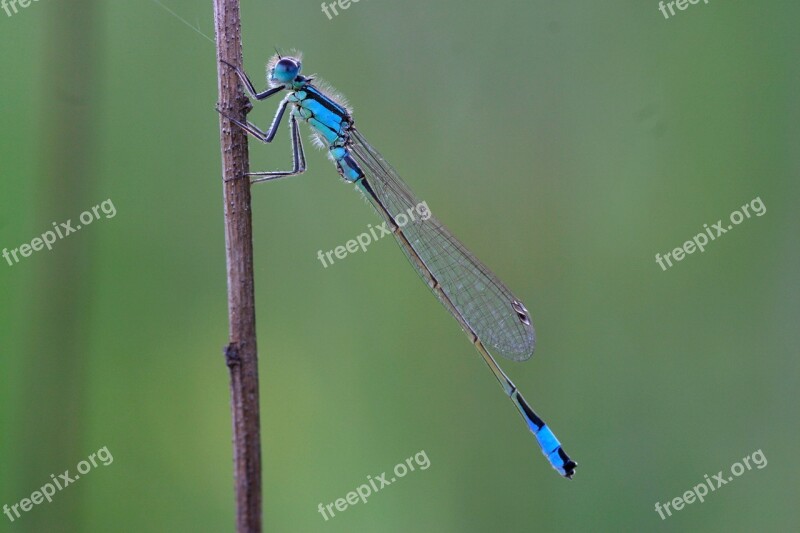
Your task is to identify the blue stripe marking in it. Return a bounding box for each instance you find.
[547,449,568,475]
[308,118,340,144]
[305,86,347,116]
[303,99,344,132]
[533,424,561,455]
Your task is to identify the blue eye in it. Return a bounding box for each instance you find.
[273,59,300,83]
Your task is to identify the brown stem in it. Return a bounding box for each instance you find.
[212,1,262,531]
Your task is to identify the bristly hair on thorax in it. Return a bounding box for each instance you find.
[266,49,355,151]
[303,78,353,152]
[266,49,353,115]
[308,76,355,152]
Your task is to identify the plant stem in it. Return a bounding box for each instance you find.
[18,1,98,530]
[212,1,262,531]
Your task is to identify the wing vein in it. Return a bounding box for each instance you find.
[348,128,535,361]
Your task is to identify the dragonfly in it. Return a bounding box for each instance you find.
[218,51,577,478]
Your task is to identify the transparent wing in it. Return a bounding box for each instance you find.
[349,129,536,361]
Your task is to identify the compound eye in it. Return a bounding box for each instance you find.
[273,58,300,83]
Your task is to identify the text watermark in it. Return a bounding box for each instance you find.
[654,449,767,520]
[3,446,114,523]
[321,0,367,20]
[2,0,41,18]
[658,0,711,20]
[655,196,765,271]
[317,200,431,268]
[317,450,430,521]
[3,198,117,267]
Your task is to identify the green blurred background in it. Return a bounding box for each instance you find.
[1,0,798,531]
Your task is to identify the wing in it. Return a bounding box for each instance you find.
[348,129,536,361]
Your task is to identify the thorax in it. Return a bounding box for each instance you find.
[287,84,352,146]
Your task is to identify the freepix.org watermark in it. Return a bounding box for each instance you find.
[316,200,431,268]
[317,450,430,521]
[655,196,765,271]
[2,198,116,267]
[1,0,41,18]
[320,0,366,20]
[658,0,711,20]
[3,446,114,523]
[654,449,767,520]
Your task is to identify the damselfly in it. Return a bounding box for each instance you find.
[218,52,577,478]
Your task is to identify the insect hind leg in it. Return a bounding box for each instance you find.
[249,115,307,184]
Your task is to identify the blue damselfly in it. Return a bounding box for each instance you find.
[218,52,577,478]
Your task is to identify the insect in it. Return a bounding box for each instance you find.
[218,51,577,478]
